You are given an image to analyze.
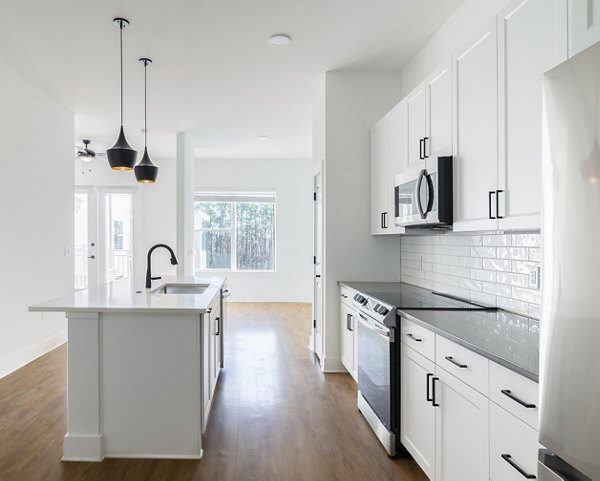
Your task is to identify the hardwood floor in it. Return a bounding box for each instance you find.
[0,303,427,481]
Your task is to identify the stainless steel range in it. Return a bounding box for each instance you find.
[352,283,495,457]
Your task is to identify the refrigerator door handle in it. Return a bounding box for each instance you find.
[502,454,537,479]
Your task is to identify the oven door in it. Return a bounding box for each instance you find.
[356,310,394,429]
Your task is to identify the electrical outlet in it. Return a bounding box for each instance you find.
[528,266,541,289]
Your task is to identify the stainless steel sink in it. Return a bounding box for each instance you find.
[152,283,210,295]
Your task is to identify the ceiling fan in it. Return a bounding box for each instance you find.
[74,139,107,163]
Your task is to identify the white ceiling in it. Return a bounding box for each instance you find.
[0,0,464,159]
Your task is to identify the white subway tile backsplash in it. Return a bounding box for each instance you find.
[471,246,497,258]
[512,233,540,247]
[483,234,512,246]
[401,231,541,318]
[498,247,528,260]
[482,282,512,297]
[497,272,528,287]
[482,258,512,271]
[471,269,497,282]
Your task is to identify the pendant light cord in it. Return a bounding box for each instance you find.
[120,22,124,126]
[144,61,147,147]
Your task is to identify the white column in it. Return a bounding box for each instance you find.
[176,132,195,276]
[62,311,103,461]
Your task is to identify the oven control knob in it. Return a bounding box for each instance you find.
[377,306,389,315]
[374,303,381,312]
[353,294,367,305]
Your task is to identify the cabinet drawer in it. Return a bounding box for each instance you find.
[435,335,489,395]
[339,285,357,307]
[400,317,435,361]
[490,402,539,481]
[490,361,539,430]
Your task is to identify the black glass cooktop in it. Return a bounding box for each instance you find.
[365,283,495,311]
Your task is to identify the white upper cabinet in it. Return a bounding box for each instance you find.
[425,64,452,159]
[406,83,427,167]
[452,19,499,232]
[388,100,409,234]
[370,118,390,235]
[569,0,600,57]
[497,0,568,230]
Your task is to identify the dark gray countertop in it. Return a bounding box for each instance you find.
[399,308,539,382]
[338,280,540,382]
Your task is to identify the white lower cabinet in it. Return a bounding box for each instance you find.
[434,366,490,481]
[340,301,357,380]
[401,344,435,479]
[490,402,539,481]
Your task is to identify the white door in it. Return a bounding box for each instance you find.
[74,188,135,287]
[497,0,568,229]
[313,173,323,360]
[406,82,427,167]
[453,19,499,232]
[569,0,600,57]
[401,344,436,479]
[434,367,490,481]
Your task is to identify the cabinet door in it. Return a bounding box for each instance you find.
[388,101,408,234]
[371,118,390,235]
[406,82,427,167]
[453,19,499,232]
[401,345,435,479]
[569,0,600,57]
[211,312,222,393]
[201,314,211,432]
[426,64,452,158]
[340,302,356,380]
[490,402,540,481]
[498,0,568,230]
[434,367,490,481]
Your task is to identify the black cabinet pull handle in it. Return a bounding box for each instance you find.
[432,376,440,407]
[423,137,429,158]
[496,189,504,219]
[419,138,424,160]
[406,333,422,342]
[381,212,385,229]
[501,390,536,409]
[426,373,433,402]
[501,454,536,479]
[215,316,221,336]
[347,313,353,332]
[445,356,468,368]
[382,212,388,229]
[341,294,348,298]
[488,191,496,219]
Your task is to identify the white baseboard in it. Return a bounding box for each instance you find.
[0,329,67,379]
[321,356,346,373]
[104,451,203,460]
[63,434,104,461]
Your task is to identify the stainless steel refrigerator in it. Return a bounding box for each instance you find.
[540,41,600,481]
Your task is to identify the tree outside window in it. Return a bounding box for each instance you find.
[194,193,276,272]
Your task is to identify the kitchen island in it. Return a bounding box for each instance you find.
[29,276,226,462]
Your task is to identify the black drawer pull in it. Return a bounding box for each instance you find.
[406,333,422,342]
[501,454,536,479]
[445,356,467,368]
[501,390,536,409]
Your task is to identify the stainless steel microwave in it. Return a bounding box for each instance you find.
[394,156,453,228]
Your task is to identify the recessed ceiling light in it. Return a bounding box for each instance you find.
[257,135,271,141]
[268,34,291,47]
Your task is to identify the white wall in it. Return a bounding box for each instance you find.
[399,0,511,96]
[318,71,403,371]
[0,61,74,378]
[194,158,313,303]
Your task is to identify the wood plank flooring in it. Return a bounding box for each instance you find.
[0,303,427,481]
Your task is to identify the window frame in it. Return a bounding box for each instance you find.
[194,192,277,274]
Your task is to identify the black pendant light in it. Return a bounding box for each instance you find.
[107,18,137,171]
[134,58,159,184]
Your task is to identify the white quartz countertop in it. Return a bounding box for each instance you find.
[29,276,226,314]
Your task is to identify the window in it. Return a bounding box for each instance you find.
[194,192,276,272]
[104,192,133,282]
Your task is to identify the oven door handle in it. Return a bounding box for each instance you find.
[356,312,394,343]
